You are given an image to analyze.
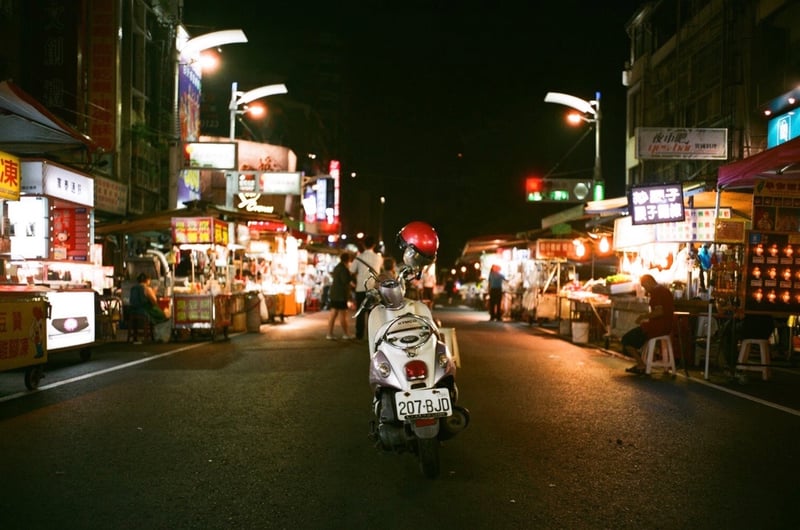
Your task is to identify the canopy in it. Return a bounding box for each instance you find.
[0,80,96,154]
[717,136,800,189]
[95,200,283,236]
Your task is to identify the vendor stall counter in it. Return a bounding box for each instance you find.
[0,287,49,389]
[172,291,232,341]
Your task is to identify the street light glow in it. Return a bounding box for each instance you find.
[229,81,288,140]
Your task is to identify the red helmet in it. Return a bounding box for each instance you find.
[397,221,439,262]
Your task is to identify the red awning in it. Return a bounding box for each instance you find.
[717,136,800,189]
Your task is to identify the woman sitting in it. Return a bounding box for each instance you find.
[129,273,168,323]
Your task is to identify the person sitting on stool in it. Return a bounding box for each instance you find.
[622,274,675,374]
[130,272,168,324]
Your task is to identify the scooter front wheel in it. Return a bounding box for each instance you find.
[417,437,440,479]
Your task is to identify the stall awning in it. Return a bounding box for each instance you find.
[0,81,97,154]
[717,136,800,189]
[95,201,283,236]
[457,234,528,263]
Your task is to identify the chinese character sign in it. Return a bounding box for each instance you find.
[0,150,20,200]
[628,183,685,225]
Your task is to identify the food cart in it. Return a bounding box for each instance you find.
[172,292,231,340]
[0,286,49,389]
[170,216,233,340]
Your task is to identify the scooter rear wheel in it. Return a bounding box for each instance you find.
[417,437,440,479]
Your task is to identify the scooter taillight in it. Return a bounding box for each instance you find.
[404,360,428,380]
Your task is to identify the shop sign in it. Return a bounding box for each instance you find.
[535,239,583,261]
[93,175,127,215]
[184,142,236,170]
[235,192,276,214]
[654,207,731,242]
[628,182,684,225]
[0,150,20,200]
[636,127,728,160]
[22,161,94,207]
[172,217,229,245]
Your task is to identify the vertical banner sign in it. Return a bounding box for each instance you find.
[88,0,117,152]
[0,150,20,200]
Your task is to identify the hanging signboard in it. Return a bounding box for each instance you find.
[636,127,728,160]
[171,217,229,245]
[628,182,685,225]
[535,239,583,261]
[0,150,21,200]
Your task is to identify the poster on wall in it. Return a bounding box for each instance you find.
[752,178,800,232]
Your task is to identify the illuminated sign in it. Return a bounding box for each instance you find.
[0,150,21,200]
[636,127,728,160]
[628,182,685,225]
[184,142,237,170]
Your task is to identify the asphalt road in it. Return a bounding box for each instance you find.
[1,307,799,529]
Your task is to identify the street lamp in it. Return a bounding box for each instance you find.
[228,81,288,140]
[170,28,248,210]
[544,91,604,201]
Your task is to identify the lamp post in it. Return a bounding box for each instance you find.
[544,91,604,201]
[170,28,248,210]
[228,82,288,140]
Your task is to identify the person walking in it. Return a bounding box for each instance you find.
[487,264,506,321]
[350,235,383,340]
[327,253,354,340]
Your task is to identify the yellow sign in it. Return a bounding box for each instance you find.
[0,150,21,200]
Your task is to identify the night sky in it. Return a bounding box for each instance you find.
[182,1,643,266]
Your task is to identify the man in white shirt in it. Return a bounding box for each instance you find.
[350,235,383,340]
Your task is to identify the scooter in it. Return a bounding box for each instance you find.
[355,221,470,478]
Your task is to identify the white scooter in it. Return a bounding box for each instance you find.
[355,222,470,478]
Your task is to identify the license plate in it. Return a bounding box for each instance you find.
[395,388,452,420]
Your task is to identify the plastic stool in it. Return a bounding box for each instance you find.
[737,339,771,380]
[643,334,675,375]
[127,313,153,343]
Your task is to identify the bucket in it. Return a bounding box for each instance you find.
[571,322,590,344]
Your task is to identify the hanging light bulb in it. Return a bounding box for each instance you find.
[599,235,610,254]
[573,238,586,258]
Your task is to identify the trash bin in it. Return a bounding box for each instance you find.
[571,322,589,344]
[245,292,262,333]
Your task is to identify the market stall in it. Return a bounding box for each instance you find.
[0,286,49,389]
[170,216,234,340]
[1,159,111,359]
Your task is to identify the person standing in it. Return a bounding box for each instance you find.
[487,264,506,321]
[327,253,354,340]
[697,243,712,292]
[350,235,383,340]
[621,274,675,374]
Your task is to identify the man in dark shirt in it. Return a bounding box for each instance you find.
[622,274,674,374]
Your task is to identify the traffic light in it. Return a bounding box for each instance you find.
[525,178,594,203]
